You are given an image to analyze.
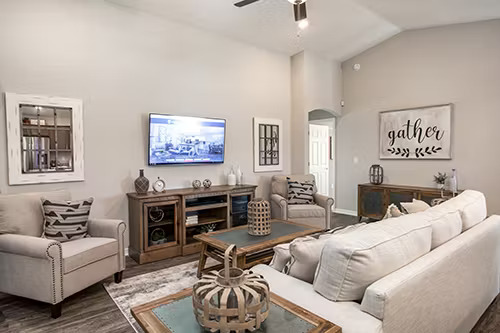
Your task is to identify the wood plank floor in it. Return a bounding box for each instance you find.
[0,214,497,332]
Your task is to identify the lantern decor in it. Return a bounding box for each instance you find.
[247,198,271,236]
[369,164,384,185]
[192,244,270,333]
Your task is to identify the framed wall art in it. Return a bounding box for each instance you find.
[379,104,452,160]
[5,93,85,185]
[253,117,283,173]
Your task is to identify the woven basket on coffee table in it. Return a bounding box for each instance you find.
[192,244,270,333]
[247,198,271,236]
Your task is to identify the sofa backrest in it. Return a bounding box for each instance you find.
[313,214,432,301]
[424,189,487,231]
[0,190,71,237]
[360,215,500,333]
[271,174,317,199]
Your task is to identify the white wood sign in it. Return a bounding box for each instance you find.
[379,104,452,160]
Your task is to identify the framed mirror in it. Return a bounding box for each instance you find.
[5,93,84,185]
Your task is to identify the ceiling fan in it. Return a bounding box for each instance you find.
[234,0,308,28]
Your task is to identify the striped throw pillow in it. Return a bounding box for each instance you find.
[287,179,315,205]
[42,198,94,242]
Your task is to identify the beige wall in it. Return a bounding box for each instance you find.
[338,19,500,214]
[0,0,292,246]
[291,51,342,174]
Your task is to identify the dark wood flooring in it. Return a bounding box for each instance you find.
[0,214,497,332]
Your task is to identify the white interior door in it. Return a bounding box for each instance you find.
[309,124,329,196]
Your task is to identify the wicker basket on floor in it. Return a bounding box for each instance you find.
[247,198,271,236]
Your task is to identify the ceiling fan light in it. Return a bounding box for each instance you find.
[298,19,309,30]
[293,2,307,22]
[288,0,306,4]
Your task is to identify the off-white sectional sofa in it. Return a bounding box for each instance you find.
[253,190,500,333]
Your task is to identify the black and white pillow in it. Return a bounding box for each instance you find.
[42,198,94,242]
[287,178,315,205]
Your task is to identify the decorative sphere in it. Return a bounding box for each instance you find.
[203,179,212,188]
[192,180,202,189]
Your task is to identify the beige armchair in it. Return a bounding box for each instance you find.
[270,174,334,229]
[0,190,126,318]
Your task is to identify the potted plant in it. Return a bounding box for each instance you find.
[433,172,448,191]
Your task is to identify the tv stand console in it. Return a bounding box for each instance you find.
[127,184,257,264]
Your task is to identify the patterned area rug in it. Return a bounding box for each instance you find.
[104,261,200,332]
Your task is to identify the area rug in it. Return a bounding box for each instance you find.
[104,261,200,333]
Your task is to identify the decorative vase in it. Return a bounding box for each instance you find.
[192,245,270,333]
[192,180,202,189]
[235,165,242,185]
[227,167,236,186]
[247,198,271,236]
[134,169,149,194]
[369,164,384,185]
[203,179,212,188]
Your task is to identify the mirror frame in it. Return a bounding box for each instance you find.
[5,92,85,185]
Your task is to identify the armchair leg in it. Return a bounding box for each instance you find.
[51,303,62,319]
[114,271,124,283]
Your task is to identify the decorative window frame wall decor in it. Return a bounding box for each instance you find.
[5,93,85,185]
[379,104,452,160]
[253,117,283,172]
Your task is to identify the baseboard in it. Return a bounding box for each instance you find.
[334,208,358,216]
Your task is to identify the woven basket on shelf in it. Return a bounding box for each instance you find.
[192,244,270,333]
[247,198,271,236]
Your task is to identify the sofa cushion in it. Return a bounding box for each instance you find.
[313,216,432,301]
[61,237,118,274]
[401,199,430,214]
[0,190,71,237]
[281,223,367,283]
[287,179,315,205]
[427,211,462,249]
[426,190,487,231]
[42,198,94,242]
[269,243,290,272]
[252,264,383,333]
[271,174,317,199]
[288,204,325,219]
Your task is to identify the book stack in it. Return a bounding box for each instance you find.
[186,214,199,226]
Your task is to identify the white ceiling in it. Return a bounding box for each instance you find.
[108,0,500,61]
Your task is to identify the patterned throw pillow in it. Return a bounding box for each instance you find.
[42,198,94,242]
[287,178,315,205]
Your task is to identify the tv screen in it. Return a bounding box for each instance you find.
[148,114,226,165]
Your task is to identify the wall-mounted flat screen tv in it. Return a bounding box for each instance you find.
[148,114,226,165]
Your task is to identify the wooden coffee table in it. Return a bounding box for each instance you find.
[131,288,341,333]
[194,219,323,278]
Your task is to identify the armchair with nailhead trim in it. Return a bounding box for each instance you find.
[270,174,334,230]
[0,190,126,318]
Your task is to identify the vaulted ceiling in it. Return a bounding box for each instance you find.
[108,0,500,61]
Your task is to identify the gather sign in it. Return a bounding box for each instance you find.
[379,104,452,160]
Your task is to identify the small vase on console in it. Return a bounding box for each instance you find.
[134,169,149,194]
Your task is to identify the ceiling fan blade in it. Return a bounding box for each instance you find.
[293,2,307,21]
[234,0,261,7]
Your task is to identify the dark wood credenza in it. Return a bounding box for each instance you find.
[127,184,257,264]
[358,183,456,221]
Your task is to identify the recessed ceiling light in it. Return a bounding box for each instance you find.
[298,19,309,30]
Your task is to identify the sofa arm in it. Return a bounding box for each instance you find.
[271,194,288,220]
[87,218,126,272]
[0,233,61,259]
[0,234,63,304]
[314,193,334,229]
